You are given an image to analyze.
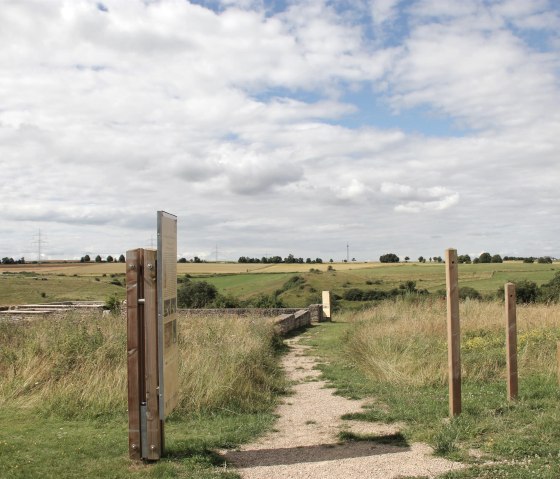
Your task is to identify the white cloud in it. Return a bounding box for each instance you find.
[0,0,558,261]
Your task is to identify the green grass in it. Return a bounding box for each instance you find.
[189,273,293,301]
[0,272,126,306]
[3,262,559,308]
[305,301,560,478]
[0,407,274,479]
[0,311,286,477]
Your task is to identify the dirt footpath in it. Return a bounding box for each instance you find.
[221,330,465,479]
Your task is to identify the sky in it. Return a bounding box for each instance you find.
[1,0,559,262]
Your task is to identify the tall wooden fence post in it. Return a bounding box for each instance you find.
[505,283,518,401]
[126,249,143,460]
[126,248,162,461]
[445,248,461,417]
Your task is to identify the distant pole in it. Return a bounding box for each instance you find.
[346,243,349,263]
[505,283,518,401]
[445,248,461,417]
[32,229,47,263]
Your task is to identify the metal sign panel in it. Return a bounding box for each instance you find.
[157,211,179,419]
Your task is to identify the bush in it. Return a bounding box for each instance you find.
[501,280,539,303]
[245,294,285,308]
[104,294,121,313]
[539,272,560,303]
[458,287,482,300]
[177,280,218,308]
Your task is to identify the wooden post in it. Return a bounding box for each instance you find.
[445,248,461,417]
[143,249,162,460]
[126,249,142,460]
[126,248,162,461]
[505,283,518,401]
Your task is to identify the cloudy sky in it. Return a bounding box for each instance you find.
[1,0,559,262]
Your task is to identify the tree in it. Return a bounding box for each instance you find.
[178,257,187,263]
[537,256,553,264]
[380,253,399,263]
[118,254,126,263]
[478,252,492,263]
[458,254,472,264]
[95,255,102,263]
[404,256,410,263]
[315,258,323,263]
[491,254,503,263]
[83,254,91,262]
[418,256,425,263]
[106,255,114,263]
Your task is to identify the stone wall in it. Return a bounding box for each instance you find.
[180,308,301,317]
[271,309,311,335]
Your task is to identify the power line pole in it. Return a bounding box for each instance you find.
[347,243,349,263]
[32,229,47,263]
[214,244,219,262]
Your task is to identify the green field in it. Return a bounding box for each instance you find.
[2,262,558,307]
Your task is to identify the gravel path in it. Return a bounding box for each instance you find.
[220,330,465,479]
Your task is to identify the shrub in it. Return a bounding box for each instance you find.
[177,280,217,308]
[458,287,482,300]
[503,280,539,303]
[104,294,121,313]
[539,272,560,303]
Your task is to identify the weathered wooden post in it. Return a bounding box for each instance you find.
[322,291,331,321]
[505,283,518,401]
[126,248,163,460]
[445,248,461,417]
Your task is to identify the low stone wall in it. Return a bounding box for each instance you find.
[272,309,311,335]
[308,304,325,323]
[180,308,301,317]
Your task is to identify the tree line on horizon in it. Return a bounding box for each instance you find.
[380,252,555,264]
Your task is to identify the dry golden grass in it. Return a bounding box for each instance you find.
[341,298,560,386]
[0,311,284,419]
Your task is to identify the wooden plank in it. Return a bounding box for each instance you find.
[143,249,162,460]
[126,249,142,460]
[505,283,518,401]
[445,248,461,417]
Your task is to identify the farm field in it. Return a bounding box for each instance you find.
[1,261,558,307]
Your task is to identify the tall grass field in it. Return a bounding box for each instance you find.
[0,312,286,478]
[308,298,560,478]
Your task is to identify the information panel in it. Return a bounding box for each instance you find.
[157,211,179,419]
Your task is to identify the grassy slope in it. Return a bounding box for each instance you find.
[306,303,560,478]
[2,262,558,307]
